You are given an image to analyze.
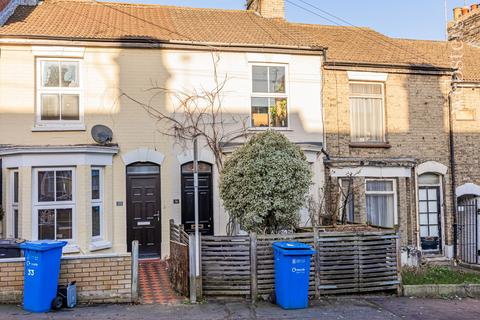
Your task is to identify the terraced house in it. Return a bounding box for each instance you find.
[1,0,480,273]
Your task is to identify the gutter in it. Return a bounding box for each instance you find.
[0,36,327,55]
[323,60,453,74]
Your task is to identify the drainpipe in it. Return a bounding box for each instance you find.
[448,89,458,259]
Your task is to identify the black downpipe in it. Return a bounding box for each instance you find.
[448,91,458,259]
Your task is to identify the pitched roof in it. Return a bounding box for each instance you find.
[1,0,480,80]
[0,0,318,49]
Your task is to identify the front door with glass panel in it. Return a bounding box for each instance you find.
[181,162,214,235]
[126,163,161,257]
[418,186,441,252]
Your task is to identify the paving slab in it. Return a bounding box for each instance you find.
[1,296,480,320]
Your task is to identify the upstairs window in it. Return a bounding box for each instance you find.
[251,65,288,128]
[349,82,385,143]
[36,59,82,128]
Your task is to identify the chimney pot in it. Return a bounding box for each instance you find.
[462,6,470,15]
[454,7,463,20]
[471,4,478,11]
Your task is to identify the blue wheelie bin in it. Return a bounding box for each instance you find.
[20,240,67,313]
[273,241,315,310]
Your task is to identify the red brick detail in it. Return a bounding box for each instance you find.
[139,258,182,305]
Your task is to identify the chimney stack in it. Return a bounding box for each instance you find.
[247,0,285,19]
[449,2,480,44]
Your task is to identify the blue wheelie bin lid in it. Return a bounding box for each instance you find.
[20,240,67,251]
[273,241,315,255]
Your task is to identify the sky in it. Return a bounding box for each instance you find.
[105,0,470,41]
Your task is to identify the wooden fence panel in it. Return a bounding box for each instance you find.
[317,231,399,295]
[168,220,190,297]
[201,236,251,296]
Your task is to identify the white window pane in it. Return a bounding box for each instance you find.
[349,83,382,95]
[420,226,429,237]
[418,173,440,185]
[419,201,428,213]
[429,214,438,225]
[419,214,428,225]
[428,189,437,200]
[38,209,55,240]
[56,208,72,239]
[350,89,384,143]
[269,66,285,93]
[56,171,72,201]
[366,194,394,228]
[252,66,268,93]
[38,171,55,202]
[429,225,439,237]
[269,97,288,128]
[41,94,60,120]
[61,94,79,120]
[418,189,427,201]
[366,180,393,192]
[61,62,79,87]
[92,206,101,238]
[42,61,60,87]
[428,201,438,213]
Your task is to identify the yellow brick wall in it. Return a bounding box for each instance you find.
[0,255,132,304]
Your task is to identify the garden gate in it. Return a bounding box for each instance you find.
[457,197,479,264]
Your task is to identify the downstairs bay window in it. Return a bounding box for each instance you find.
[33,168,75,241]
[365,179,396,228]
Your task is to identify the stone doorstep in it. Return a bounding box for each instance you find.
[403,284,480,298]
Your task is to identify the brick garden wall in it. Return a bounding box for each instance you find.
[0,254,133,304]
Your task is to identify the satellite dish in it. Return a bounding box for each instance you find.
[91,125,113,145]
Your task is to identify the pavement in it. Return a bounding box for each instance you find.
[2,296,480,320]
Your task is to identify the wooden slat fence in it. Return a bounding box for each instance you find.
[198,229,400,299]
[201,236,251,296]
[317,231,400,295]
[168,220,190,296]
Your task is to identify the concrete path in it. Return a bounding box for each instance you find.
[1,296,480,320]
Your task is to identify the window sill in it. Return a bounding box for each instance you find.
[32,124,86,132]
[63,244,81,254]
[349,142,391,149]
[89,240,112,252]
[248,127,293,132]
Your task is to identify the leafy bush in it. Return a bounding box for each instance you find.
[220,131,312,234]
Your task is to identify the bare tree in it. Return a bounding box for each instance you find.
[308,172,364,227]
[119,53,249,172]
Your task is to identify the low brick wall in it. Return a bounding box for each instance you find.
[0,254,134,304]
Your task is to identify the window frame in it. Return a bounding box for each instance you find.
[32,167,76,242]
[91,167,104,241]
[250,63,289,129]
[364,178,397,228]
[348,81,386,143]
[10,170,19,238]
[35,58,84,130]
